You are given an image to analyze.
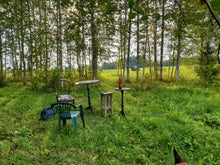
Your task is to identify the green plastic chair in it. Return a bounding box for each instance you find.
[51,102,85,132]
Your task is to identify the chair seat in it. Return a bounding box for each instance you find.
[55,80,75,104]
[58,97,74,102]
[70,111,80,118]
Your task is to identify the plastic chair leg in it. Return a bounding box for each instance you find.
[74,118,77,129]
[71,117,77,129]
[59,118,61,132]
[62,119,66,126]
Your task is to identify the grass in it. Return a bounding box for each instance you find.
[0,66,220,164]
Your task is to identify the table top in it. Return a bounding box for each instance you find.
[75,80,99,85]
[114,88,130,91]
[101,91,113,95]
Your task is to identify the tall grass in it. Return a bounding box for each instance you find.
[0,67,220,165]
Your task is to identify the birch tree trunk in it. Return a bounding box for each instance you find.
[170,44,175,82]
[119,11,123,77]
[153,21,158,80]
[176,0,182,82]
[153,1,158,80]
[217,42,220,64]
[67,43,71,81]
[33,0,38,76]
[143,1,150,81]
[20,0,26,86]
[142,20,148,81]
[160,0,165,81]
[136,0,140,81]
[43,0,49,78]
[58,0,63,80]
[27,0,33,80]
[123,0,127,83]
[147,1,152,80]
[91,2,98,80]
[39,1,43,71]
[126,7,131,82]
[0,26,3,77]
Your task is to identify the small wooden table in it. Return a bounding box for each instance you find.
[101,91,113,117]
[75,80,99,111]
[114,88,130,116]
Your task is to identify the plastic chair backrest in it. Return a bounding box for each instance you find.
[52,102,76,119]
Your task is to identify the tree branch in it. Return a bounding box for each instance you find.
[218,42,220,64]
[202,0,220,28]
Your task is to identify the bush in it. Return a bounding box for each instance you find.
[195,43,219,84]
[45,69,60,89]
[30,70,60,91]
[30,76,41,90]
[0,77,7,87]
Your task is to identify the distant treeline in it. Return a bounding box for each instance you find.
[101,57,175,70]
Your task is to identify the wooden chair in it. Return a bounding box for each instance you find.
[51,102,85,132]
[55,80,74,104]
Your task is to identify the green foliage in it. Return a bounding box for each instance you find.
[203,113,220,128]
[153,13,160,21]
[0,140,11,157]
[141,15,148,21]
[195,43,219,84]
[0,77,7,87]
[30,76,41,90]
[45,69,61,89]
[102,62,116,70]
[210,0,220,14]
[128,12,136,19]
[102,57,176,70]
[30,70,60,91]
[128,0,135,8]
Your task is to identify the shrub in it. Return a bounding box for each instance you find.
[195,43,219,84]
[30,76,41,90]
[0,77,7,87]
[45,69,60,89]
[30,70,60,91]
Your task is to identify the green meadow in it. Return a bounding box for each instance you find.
[0,66,220,165]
